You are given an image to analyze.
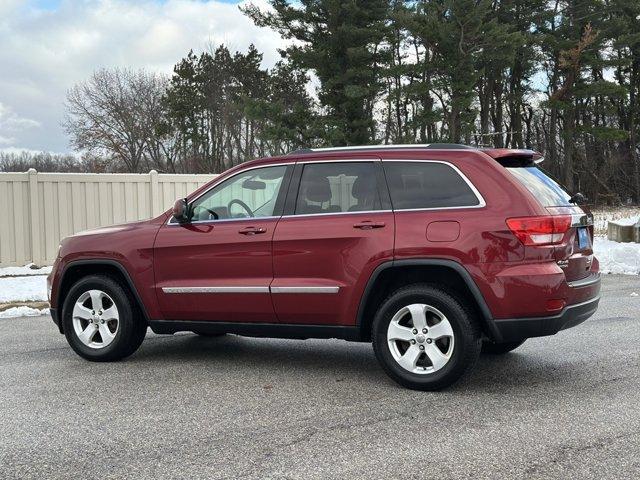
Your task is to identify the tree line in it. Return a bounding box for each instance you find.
[17,0,640,205]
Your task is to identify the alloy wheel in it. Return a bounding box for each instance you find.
[71,289,119,349]
[386,303,455,374]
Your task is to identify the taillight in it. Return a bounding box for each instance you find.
[506,215,571,246]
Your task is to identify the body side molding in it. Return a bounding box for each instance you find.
[162,286,269,294]
[161,286,341,294]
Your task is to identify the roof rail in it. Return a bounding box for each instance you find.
[287,143,475,155]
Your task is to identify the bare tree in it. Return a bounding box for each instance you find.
[64,68,170,172]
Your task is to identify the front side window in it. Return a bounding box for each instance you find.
[295,162,382,215]
[383,161,481,210]
[186,165,288,222]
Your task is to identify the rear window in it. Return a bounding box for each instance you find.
[507,167,572,207]
[383,161,481,210]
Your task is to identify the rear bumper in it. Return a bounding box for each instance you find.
[470,260,601,319]
[494,295,600,342]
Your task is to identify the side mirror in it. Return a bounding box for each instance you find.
[172,198,190,223]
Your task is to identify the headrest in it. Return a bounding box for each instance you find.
[351,175,376,199]
[303,175,331,202]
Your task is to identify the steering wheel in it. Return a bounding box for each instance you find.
[228,199,254,218]
[191,205,219,221]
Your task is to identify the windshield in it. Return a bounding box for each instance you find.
[507,166,573,207]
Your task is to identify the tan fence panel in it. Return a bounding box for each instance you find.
[0,170,217,267]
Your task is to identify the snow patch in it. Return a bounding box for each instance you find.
[0,275,48,302]
[610,216,640,226]
[0,263,52,277]
[593,237,640,275]
[0,306,48,318]
[592,207,640,235]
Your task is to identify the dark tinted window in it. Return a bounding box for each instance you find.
[295,162,381,215]
[507,167,572,207]
[383,162,480,210]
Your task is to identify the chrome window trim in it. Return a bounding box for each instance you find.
[271,286,340,294]
[280,209,392,219]
[168,158,485,225]
[382,159,486,211]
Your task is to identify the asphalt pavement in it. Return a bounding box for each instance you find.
[1,274,639,479]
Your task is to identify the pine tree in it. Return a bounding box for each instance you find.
[243,0,390,145]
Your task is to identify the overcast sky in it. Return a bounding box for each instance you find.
[0,0,286,154]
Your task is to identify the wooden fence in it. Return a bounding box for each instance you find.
[0,169,216,266]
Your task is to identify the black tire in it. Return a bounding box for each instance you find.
[481,339,526,355]
[62,275,147,362]
[372,284,481,391]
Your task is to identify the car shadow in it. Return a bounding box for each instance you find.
[135,333,383,380]
[131,333,582,393]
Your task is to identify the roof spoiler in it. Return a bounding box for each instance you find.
[481,148,543,167]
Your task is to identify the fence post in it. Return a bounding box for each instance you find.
[27,168,41,265]
[149,170,160,217]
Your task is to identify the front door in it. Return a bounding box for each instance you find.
[271,159,395,325]
[153,164,292,322]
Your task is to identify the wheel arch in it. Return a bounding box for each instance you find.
[356,259,501,342]
[55,259,149,333]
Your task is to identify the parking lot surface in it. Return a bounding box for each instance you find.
[1,274,639,479]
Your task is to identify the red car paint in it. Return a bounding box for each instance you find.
[48,146,600,342]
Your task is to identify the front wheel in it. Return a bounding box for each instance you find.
[62,275,147,362]
[372,284,481,391]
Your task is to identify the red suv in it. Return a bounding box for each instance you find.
[47,144,601,390]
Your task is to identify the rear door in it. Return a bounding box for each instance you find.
[506,166,594,282]
[271,159,394,325]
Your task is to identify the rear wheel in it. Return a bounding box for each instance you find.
[372,284,481,391]
[482,339,526,355]
[62,275,147,361]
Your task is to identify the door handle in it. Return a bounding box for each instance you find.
[353,221,386,230]
[239,226,267,235]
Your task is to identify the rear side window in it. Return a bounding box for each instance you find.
[507,167,572,207]
[383,161,481,210]
[295,162,382,215]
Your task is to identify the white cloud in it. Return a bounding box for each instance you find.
[0,0,286,152]
[0,102,41,149]
[0,0,23,18]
